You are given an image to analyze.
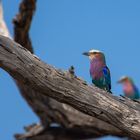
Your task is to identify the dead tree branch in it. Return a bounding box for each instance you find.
[0,36,140,139]
[13,0,36,53]
[11,1,127,140]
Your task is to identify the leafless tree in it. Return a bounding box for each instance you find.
[0,0,140,140]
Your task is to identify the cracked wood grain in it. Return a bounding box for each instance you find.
[0,36,140,139]
[12,1,126,139]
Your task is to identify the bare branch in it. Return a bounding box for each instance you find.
[0,36,140,139]
[15,126,105,140]
[12,1,125,140]
[0,1,11,37]
[13,0,36,53]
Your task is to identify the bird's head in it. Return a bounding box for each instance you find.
[118,76,135,95]
[83,49,105,61]
[117,76,133,85]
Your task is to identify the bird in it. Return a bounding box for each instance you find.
[83,49,111,93]
[118,76,140,99]
[68,65,75,76]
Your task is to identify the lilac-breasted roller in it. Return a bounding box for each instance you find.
[83,49,111,93]
[118,76,140,99]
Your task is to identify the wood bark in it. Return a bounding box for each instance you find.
[0,36,140,139]
[13,0,35,53]
[11,0,127,140]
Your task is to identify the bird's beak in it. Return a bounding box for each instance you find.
[117,79,122,84]
[82,52,90,56]
[117,80,121,84]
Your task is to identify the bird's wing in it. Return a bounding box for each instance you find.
[133,86,140,99]
[102,66,111,91]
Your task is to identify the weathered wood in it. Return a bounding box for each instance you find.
[13,0,36,53]
[12,1,126,139]
[13,0,55,127]
[16,126,108,140]
[0,36,140,139]
[14,99,125,140]
[0,0,11,37]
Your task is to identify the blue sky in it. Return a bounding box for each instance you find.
[1,0,140,140]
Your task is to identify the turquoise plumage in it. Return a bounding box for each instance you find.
[83,49,111,93]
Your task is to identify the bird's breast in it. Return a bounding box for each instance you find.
[90,60,104,79]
